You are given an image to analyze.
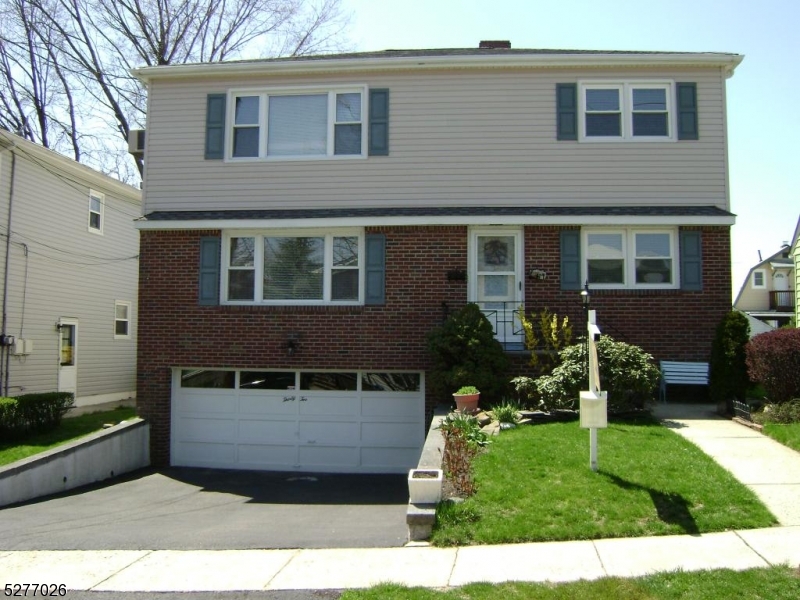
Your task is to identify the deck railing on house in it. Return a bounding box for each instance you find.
[769,290,795,311]
[477,302,526,351]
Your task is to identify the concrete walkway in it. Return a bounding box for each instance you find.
[1,404,799,592]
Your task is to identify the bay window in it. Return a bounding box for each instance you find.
[222,230,363,304]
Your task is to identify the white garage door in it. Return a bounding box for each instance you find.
[171,369,425,473]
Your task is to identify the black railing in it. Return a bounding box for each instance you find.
[769,291,795,311]
[732,399,752,422]
[477,302,526,351]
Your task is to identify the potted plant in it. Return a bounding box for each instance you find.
[407,468,443,504]
[453,385,480,413]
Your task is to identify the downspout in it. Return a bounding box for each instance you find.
[1,146,17,397]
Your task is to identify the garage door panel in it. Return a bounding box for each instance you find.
[361,447,420,471]
[361,422,422,446]
[239,419,296,443]
[180,417,237,441]
[239,394,298,416]
[362,395,422,418]
[174,441,236,465]
[299,445,359,468]
[299,396,359,417]
[177,394,237,414]
[238,444,297,467]
[299,420,358,443]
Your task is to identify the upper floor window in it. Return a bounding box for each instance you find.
[752,270,766,289]
[580,82,674,141]
[229,87,365,160]
[88,190,104,234]
[222,229,363,305]
[584,229,677,288]
[114,301,131,339]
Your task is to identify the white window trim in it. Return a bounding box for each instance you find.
[88,190,104,234]
[221,228,365,306]
[582,228,678,289]
[752,269,766,289]
[226,85,368,162]
[467,227,524,303]
[114,300,131,339]
[579,81,675,142]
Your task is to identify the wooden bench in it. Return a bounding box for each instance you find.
[659,361,709,403]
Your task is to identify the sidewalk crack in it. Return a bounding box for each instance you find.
[88,550,153,590]
[734,531,772,566]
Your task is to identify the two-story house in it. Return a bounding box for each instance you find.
[734,218,798,329]
[0,131,141,407]
[132,42,741,474]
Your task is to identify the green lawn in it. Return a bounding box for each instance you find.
[0,406,137,466]
[431,416,776,546]
[341,567,800,600]
[762,422,800,453]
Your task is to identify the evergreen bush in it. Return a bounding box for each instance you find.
[0,392,75,441]
[709,310,751,412]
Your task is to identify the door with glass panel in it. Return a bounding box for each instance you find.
[57,319,78,395]
[469,229,523,347]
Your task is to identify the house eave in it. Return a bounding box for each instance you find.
[135,212,736,231]
[131,52,744,83]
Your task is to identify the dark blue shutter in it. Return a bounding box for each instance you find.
[368,89,389,156]
[680,230,703,291]
[205,94,226,159]
[556,84,577,141]
[199,236,221,305]
[677,83,698,140]
[560,230,581,290]
[365,233,386,305]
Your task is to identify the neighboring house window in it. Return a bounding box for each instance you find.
[88,190,104,234]
[222,229,363,304]
[114,301,131,338]
[229,87,365,160]
[583,229,677,288]
[752,270,766,289]
[580,82,674,141]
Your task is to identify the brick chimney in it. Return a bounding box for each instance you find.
[479,40,511,49]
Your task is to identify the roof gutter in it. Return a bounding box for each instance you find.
[132,52,744,83]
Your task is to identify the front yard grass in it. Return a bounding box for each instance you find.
[431,415,777,546]
[762,422,800,453]
[341,566,800,600]
[0,406,136,467]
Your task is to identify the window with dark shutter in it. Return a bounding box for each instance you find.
[677,83,699,140]
[205,94,227,159]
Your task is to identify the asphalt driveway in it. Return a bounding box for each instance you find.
[0,467,410,550]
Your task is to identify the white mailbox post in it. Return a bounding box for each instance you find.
[580,309,607,471]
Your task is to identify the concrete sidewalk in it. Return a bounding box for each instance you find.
[1,404,799,593]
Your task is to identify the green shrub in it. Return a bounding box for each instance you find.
[491,400,520,425]
[0,392,75,441]
[514,336,660,412]
[427,303,509,404]
[746,328,800,404]
[753,399,800,424]
[709,311,751,411]
[437,411,489,497]
[517,307,573,374]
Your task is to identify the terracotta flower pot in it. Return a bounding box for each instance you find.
[453,392,480,413]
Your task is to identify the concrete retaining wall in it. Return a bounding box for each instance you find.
[407,407,447,541]
[0,418,149,507]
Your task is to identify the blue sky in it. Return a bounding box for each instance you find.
[341,0,799,297]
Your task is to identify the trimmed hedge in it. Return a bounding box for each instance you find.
[746,328,800,404]
[709,310,751,410]
[0,392,75,441]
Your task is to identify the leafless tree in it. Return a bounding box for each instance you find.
[1,0,351,181]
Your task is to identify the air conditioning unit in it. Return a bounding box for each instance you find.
[128,129,146,156]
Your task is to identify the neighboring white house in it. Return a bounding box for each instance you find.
[0,131,141,407]
[733,219,798,329]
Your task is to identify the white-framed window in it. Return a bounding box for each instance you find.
[221,229,364,305]
[580,82,674,141]
[583,229,677,289]
[752,269,766,289]
[88,190,104,234]
[114,301,131,339]
[228,86,366,160]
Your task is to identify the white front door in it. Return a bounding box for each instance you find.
[57,319,78,395]
[469,229,524,346]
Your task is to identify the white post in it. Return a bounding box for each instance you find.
[590,428,598,471]
[580,309,607,472]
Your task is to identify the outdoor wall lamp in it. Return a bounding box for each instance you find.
[528,268,547,280]
[580,281,590,313]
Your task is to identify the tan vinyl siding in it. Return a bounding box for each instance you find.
[142,66,730,213]
[0,145,140,400]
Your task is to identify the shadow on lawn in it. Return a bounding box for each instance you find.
[602,472,699,535]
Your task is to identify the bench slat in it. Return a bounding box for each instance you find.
[659,360,709,403]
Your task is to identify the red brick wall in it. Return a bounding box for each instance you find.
[137,225,731,465]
